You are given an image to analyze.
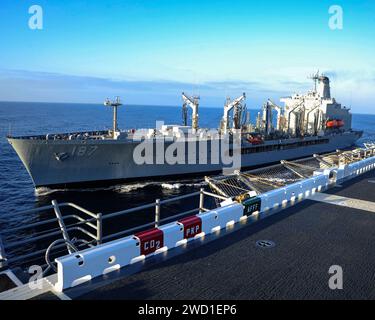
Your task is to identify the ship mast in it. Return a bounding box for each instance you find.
[309,70,320,93]
[104,96,122,139]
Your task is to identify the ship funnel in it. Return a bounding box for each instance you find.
[318,76,331,99]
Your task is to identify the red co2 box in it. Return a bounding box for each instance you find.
[134,228,164,256]
[178,216,202,239]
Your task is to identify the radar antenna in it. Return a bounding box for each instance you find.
[104,96,122,139]
[309,70,320,92]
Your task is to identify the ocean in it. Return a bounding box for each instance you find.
[0,101,374,263]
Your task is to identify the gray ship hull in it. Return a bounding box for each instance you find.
[8,131,362,188]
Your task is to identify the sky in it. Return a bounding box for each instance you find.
[0,0,374,113]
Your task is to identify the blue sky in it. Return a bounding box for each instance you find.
[0,0,374,113]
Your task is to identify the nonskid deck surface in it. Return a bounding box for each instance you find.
[62,170,375,300]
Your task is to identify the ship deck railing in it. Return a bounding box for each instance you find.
[0,145,374,275]
[7,130,110,141]
[0,188,226,273]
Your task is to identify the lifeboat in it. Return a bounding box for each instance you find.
[336,120,344,127]
[326,119,344,129]
[326,120,338,128]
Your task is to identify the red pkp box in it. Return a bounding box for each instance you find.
[178,216,202,239]
[134,228,164,256]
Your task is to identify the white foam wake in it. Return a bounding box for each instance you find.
[161,183,183,190]
[35,179,207,196]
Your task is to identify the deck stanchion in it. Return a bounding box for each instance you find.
[155,199,161,228]
[96,213,102,245]
[199,188,205,213]
[52,200,74,254]
[0,235,7,270]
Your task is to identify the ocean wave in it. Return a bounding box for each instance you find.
[35,184,122,196]
[34,179,207,195]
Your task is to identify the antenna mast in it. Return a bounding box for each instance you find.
[104,96,122,139]
[309,71,320,93]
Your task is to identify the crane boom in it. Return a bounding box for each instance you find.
[267,99,283,131]
[222,93,246,134]
[182,92,200,132]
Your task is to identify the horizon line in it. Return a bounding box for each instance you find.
[0,100,374,116]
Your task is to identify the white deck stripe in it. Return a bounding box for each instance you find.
[0,274,70,300]
[1,270,24,287]
[311,193,375,213]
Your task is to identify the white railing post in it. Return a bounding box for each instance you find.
[52,200,74,254]
[0,235,7,270]
[155,199,161,228]
[96,213,102,245]
[199,188,205,213]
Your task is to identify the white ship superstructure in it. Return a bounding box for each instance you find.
[7,74,362,188]
[281,74,352,135]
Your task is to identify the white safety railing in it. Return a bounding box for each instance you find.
[54,202,245,291]
[54,150,375,292]
[2,146,374,291]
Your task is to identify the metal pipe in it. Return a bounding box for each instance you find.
[4,229,67,249]
[159,192,200,204]
[2,218,96,245]
[0,214,96,235]
[287,99,304,134]
[96,213,102,245]
[201,190,229,201]
[113,105,118,137]
[103,222,155,242]
[235,173,262,194]
[103,208,200,242]
[65,203,97,218]
[199,188,205,213]
[103,192,200,220]
[71,227,97,241]
[280,160,307,179]
[0,202,96,220]
[0,235,7,270]
[6,240,96,265]
[313,154,334,167]
[103,202,158,220]
[52,200,74,254]
[155,199,161,228]
[0,203,56,219]
[182,92,199,132]
[204,176,229,198]
[305,103,321,133]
